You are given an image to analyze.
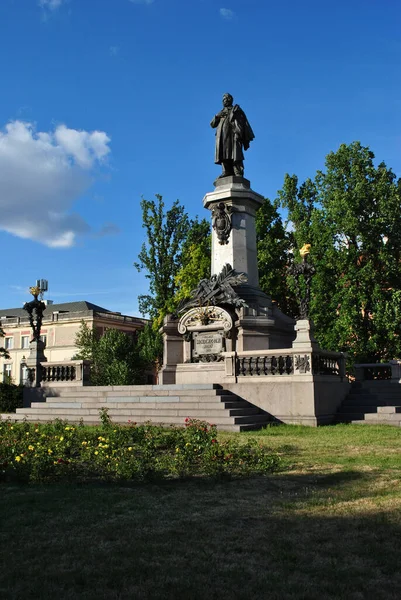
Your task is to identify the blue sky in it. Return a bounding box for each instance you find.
[0,0,400,316]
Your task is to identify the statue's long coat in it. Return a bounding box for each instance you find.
[211,105,255,165]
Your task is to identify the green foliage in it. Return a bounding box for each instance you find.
[256,197,296,316]
[175,217,211,303]
[72,320,99,360]
[0,383,23,413]
[137,322,163,371]
[134,195,190,320]
[74,321,145,385]
[278,141,401,364]
[0,418,281,483]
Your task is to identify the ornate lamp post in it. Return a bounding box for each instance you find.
[23,283,48,387]
[289,244,316,320]
[289,244,320,353]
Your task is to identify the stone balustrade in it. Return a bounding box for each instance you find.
[27,360,91,387]
[354,360,401,382]
[223,348,346,380]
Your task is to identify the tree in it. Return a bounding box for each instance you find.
[74,321,145,385]
[134,195,190,323]
[255,197,295,316]
[278,142,401,364]
[174,217,211,303]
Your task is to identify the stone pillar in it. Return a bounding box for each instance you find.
[25,339,47,388]
[203,176,264,288]
[158,315,183,384]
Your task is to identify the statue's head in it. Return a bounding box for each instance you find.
[222,93,233,107]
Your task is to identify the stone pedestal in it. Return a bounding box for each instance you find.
[292,319,320,352]
[203,177,264,288]
[25,339,47,388]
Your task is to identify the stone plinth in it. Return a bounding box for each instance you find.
[203,177,264,288]
[25,339,47,387]
[292,319,320,352]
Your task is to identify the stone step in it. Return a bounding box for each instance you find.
[341,397,399,407]
[377,406,401,414]
[11,411,269,426]
[364,412,401,422]
[24,400,250,411]
[16,406,261,418]
[350,419,401,427]
[42,385,225,397]
[34,394,241,405]
[338,405,378,414]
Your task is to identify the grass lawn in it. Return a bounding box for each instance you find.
[1,424,401,600]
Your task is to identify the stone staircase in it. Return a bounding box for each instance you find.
[335,381,401,426]
[1,384,272,432]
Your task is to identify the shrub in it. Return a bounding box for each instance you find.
[0,417,281,483]
[0,383,23,413]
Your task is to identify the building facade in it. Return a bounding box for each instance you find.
[0,301,147,384]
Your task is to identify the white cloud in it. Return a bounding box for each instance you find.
[220,8,235,20]
[0,121,112,248]
[39,0,65,10]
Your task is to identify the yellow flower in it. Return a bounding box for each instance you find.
[185,443,191,447]
[59,436,64,442]
[26,432,29,436]
[65,426,70,431]
[15,456,21,462]
[48,449,53,454]
[10,426,13,430]
[175,448,180,453]
[94,451,99,455]
[35,429,39,433]
[82,441,88,446]
[128,447,132,451]
[28,445,35,451]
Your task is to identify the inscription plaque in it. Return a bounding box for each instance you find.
[193,331,223,358]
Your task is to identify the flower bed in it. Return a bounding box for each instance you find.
[0,414,280,483]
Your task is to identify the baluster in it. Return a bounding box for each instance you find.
[271,356,277,375]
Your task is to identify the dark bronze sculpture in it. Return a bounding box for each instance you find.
[211,202,232,245]
[211,93,254,178]
[23,286,46,342]
[177,264,248,314]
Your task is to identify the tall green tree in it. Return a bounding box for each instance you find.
[256,197,295,315]
[279,142,401,364]
[134,195,190,323]
[174,217,211,303]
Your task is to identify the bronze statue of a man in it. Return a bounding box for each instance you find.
[211,93,255,178]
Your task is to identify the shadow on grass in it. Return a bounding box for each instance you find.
[1,469,401,599]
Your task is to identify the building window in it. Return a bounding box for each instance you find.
[4,337,14,350]
[40,335,47,347]
[3,364,12,383]
[21,336,30,349]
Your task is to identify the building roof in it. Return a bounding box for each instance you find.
[0,301,147,324]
